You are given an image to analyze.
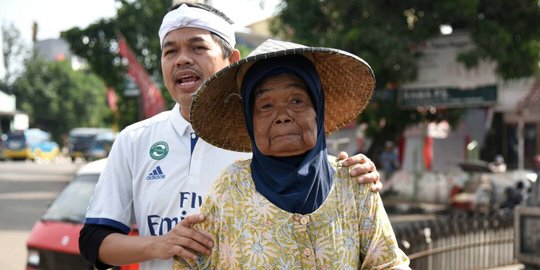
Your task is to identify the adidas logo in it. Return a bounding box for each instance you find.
[146,166,166,180]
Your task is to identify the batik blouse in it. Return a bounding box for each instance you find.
[173,159,410,270]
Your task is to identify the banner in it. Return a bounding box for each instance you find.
[423,136,433,171]
[118,33,166,118]
[398,85,497,109]
[106,87,118,112]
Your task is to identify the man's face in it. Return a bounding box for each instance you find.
[252,74,318,157]
[161,27,235,115]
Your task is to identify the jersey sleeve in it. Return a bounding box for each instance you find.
[84,130,134,233]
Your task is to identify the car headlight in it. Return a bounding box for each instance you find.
[27,249,40,267]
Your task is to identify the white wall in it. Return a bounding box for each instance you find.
[13,113,29,130]
[0,91,16,112]
[402,31,497,90]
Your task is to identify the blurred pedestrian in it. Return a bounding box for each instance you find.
[489,154,507,173]
[534,154,540,175]
[354,124,368,155]
[500,181,525,211]
[515,181,528,206]
[379,140,400,180]
[474,175,494,213]
[78,2,383,270]
[530,154,540,205]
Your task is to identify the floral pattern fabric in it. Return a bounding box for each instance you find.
[173,159,410,270]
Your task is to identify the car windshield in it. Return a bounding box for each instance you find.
[7,132,25,141]
[24,129,50,145]
[41,174,99,223]
[91,141,106,150]
[71,135,96,144]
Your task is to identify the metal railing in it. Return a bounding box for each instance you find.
[394,213,516,270]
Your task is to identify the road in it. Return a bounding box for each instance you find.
[0,160,82,270]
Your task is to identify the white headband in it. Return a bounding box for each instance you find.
[159,4,236,48]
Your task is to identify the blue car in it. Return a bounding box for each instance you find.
[67,127,114,161]
[3,129,59,161]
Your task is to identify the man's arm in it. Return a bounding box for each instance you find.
[337,151,382,192]
[80,130,215,266]
[80,215,213,268]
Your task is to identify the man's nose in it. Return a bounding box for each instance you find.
[175,51,193,66]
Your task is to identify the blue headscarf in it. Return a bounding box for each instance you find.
[241,54,335,214]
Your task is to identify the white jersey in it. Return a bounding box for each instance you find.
[85,104,251,270]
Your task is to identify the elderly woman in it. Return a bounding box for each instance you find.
[174,39,410,269]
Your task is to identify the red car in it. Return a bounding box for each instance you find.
[26,158,138,270]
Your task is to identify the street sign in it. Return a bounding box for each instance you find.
[397,85,497,108]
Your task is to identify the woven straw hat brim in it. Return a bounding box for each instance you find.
[190,45,375,152]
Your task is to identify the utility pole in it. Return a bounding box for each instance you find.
[517,109,524,170]
[31,22,38,44]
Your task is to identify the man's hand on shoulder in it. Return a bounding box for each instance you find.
[156,214,214,261]
[338,151,382,192]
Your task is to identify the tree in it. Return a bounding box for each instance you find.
[273,0,539,84]
[1,23,29,90]
[60,0,271,128]
[62,0,171,127]
[13,55,111,143]
[458,0,540,78]
[272,0,540,156]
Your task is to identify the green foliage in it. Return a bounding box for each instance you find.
[62,20,122,89]
[462,0,540,79]
[58,0,539,153]
[274,0,540,83]
[273,0,539,155]
[2,23,29,87]
[13,55,111,143]
[237,44,254,58]
[62,0,169,86]
[61,0,171,127]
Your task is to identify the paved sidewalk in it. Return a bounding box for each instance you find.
[0,231,29,270]
[485,264,525,270]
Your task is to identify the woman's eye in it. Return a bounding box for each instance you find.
[261,104,272,110]
[292,98,304,104]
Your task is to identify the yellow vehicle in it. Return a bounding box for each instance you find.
[3,129,60,161]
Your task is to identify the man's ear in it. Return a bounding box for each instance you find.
[228,49,241,64]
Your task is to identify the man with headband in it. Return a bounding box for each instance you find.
[79,3,382,270]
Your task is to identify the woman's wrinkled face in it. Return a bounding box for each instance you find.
[252,73,317,157]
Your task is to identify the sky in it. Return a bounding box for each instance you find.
[0,0,281,44]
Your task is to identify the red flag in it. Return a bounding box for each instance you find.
[118,32,166,118]
[423,135,433,171]
[107,87,118,112]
